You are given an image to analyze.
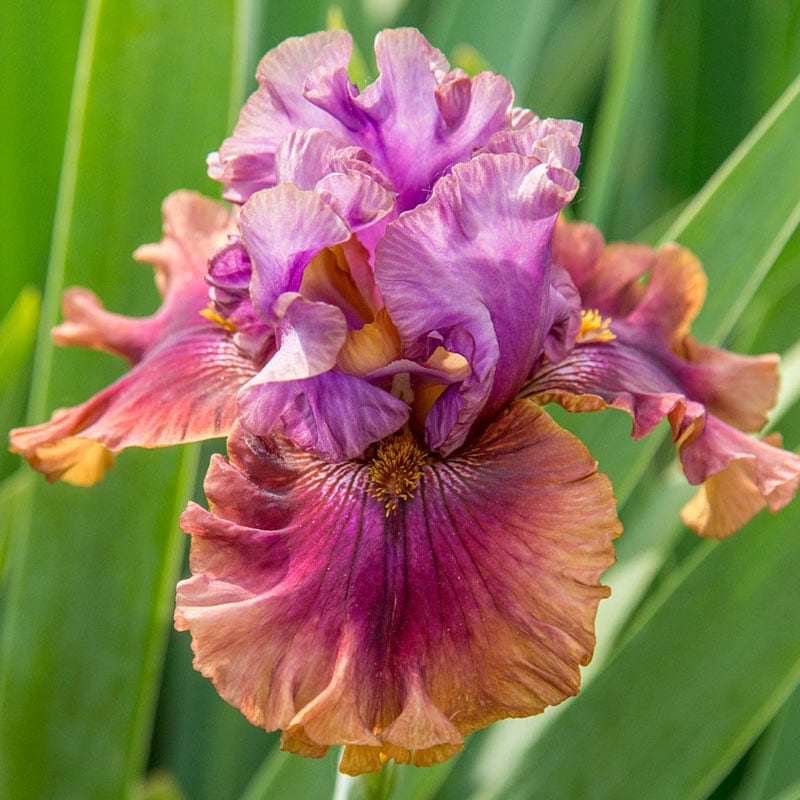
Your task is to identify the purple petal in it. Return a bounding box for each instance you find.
[212,28,518,213]
[236,369,409,461]
[354,29,515,210]
[376,150,579,454]
[481,117,583,172]
[274,129,396,229]
[208,31,353,202]
[238,185,351,320]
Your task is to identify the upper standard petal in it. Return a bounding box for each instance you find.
[377,151,579,454]
[210,28,517,213]
[208,31,353,202]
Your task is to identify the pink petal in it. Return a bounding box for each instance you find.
[208,31,353,202]
[9,192,254,483]
[530,218,800,536]
[680,420,800,537]
[377,150,578,454]
[9,325,257,484]
[175,400,619,773]
[238,184,351,321]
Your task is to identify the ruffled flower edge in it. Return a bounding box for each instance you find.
[175,399,620,774]
[9,191,257,485]
[527,218,800,538]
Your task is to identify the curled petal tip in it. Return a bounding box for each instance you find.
[681,426,800,537]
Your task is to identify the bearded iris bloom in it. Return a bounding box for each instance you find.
[9,28,800,774]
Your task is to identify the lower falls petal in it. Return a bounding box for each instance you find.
[9,325,257,484]
[174,399,620,774]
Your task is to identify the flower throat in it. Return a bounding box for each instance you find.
[366,435,429,516]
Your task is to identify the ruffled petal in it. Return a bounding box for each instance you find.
[552,217,652,319]
[208,31,353,202]
[238,184,352,321]
[212,28,516,212]
[175,399,619,773]
[10,327,258,483]
[352,29,515,210]
[236,369,409,461]
[681,428,800,538]
[54,190,236,362]
[9,192,254,484]
[677,338,779,432]
[480,117,583,173]
[533,218,800,535]
[526,338,800,536]
[274,129,396,230]
[377,150,578,454]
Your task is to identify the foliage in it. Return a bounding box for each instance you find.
[1,1,799,798]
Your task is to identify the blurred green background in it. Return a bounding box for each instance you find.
[1,1,800,799]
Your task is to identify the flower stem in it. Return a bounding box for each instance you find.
[332,753,397,800]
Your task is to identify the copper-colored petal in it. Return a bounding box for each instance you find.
[680,423,800,537]
[627,243,707,350]
[10,327,256,483]
[175,399,620,773]
[681,338,779,432]
[10,192,253,483]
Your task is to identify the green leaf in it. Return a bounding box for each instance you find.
[421,0,561,88]
[238,747,339,800]
[492,494,800,800]
[0,0,86,315]
[735,683,800,800]
[521,0,618,118]
[0,2,239,799]
[661,71,800,345]
[580,0,657,231]
[0,287,41,478]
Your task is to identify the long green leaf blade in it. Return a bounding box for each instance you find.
[494,497,800,800]
[0,2,237,798]
[662,71,800,345]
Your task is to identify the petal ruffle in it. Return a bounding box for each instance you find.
[9,328,258,483]
[9,191,255,484]
[175,399,619,773]
[532,218,800,536]
[680,427,800,538]
[236,369,409,461]
[238,184,352,321]
[211,29,516,212]
[377,150,578,454]
[352,29,514,211]
[208,31,353,202]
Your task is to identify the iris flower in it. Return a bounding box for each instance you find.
[10,28,800,774]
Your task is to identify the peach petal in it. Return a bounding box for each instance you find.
[680,420,800,536]
[336,308,401,376]
[15,436,116,486]
[338,745,384,775]
[380,673,462,751]
[628,244,707,349]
